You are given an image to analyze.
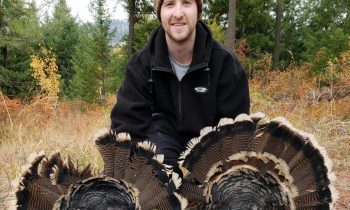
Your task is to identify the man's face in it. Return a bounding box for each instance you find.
[160,0,198,44]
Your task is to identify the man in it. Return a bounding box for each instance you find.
[111,0,250,169]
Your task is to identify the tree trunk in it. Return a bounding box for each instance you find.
[273,0,283,70]
[0,1,8,69]
[1,46,8,68]
[128,0,135,59]
[227,0,236,52]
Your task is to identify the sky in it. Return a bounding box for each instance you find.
[35,0,128,22]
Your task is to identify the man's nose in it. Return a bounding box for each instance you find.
[173,4,184,18]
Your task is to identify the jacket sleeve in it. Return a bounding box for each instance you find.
[110,54,153,138]
[216,53,250,120]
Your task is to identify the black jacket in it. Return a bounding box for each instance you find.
[111,21,250,142]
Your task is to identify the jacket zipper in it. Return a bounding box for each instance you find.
[176,65,206,125]
[178,82,182,124]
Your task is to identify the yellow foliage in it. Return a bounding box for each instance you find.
[207,17,226,44]
[30,44,60,99]
[339,37,350,71]
[114,47,123,57]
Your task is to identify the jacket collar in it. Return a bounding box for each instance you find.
[148,21,213,73]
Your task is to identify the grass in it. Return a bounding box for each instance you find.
[0,71,349,208]
[0,98,109,208]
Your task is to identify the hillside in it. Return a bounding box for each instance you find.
[111,19,128,44]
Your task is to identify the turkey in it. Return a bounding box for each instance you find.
[10,129,186,210]
[178,113,337,209]
[10,113,337,210]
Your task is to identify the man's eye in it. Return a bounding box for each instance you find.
[183,0,192,5]
[164,2,174,7]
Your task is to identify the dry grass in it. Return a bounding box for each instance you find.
[0,97,111,208]
[0,69,350,209]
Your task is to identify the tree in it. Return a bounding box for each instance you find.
[273,0,283,69]
[113,17,159,87]
[128,0,135,58]
[0,0,12,69]
[205,0,275,56]
[91,0,116,102]
[1,0,41,67]
[70,25,98,102]
[122,0,153,58]
[226,0,236,51]
[298,0,349,66]
[0,0,42,99]
[70,0,117,103]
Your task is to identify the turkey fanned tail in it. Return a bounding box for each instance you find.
[94,128,187,210]
[178,113,337,210]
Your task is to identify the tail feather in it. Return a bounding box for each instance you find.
[139,170,184,210]
[295,186,333,208]
[194,135,223,183]
[38,152,63,177]
[93,128,116,177]
[133,155,164,191]
[94,129,131,178]
[177,180,205,209]
[225,123,256,153]
[139,187,169,208]
[113,132,133,179]
[180,117,256,185]
[52,157,93,191]
[122,141,155,184]
[221,115,256,153]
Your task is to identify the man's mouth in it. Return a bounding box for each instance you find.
[172,23,185,27]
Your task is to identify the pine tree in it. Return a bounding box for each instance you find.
[70,0,117,104]
[0,0,42,99]
[70,25,99,102]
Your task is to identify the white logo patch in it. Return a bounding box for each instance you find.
[194,87,208,94]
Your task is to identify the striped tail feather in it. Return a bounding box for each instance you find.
[122,141,156,184]
[94,128,131,179]
[50,156,93,192]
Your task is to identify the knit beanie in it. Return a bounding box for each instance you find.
[154,0,203,21]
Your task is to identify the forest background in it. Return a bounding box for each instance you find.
[0,0,349,208]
